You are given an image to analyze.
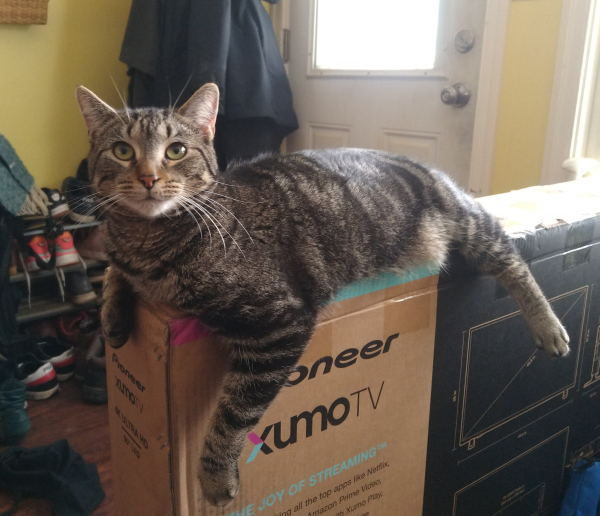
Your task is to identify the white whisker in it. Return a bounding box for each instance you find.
[179,196,211,243]
[204,190,256,205]
[179,186,249,256]
[183,197,228,256]
[95,194,124,219]
[64,194,122,232]
[180,202,204,240]
[110,75,130,123]
[186,196,246,258]
[212,180,255,190]
[200,195,254,244]
[49,189,116,232]
[170,74,194,116]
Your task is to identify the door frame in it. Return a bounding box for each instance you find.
[541,0,600,185]
[271,0,511,196]
[466,0,511,196]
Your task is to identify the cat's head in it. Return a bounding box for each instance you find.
[75,84,219,218]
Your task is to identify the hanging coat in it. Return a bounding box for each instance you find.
[120,0,298,164]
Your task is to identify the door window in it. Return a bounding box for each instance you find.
[312,0,442,75]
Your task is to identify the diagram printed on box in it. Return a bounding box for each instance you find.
[582,326,600,389]
[423,240,600,516]
[452,428,569,516]
[455,288,588,451]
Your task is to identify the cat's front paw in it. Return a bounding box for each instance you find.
[198,459,240,507]
[103,328,130,349]
[101,308,132,348]
[532,314,570,358]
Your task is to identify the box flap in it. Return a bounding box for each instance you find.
[478,177,600,234]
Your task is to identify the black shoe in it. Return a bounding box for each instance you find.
[83,334,107,404]
[30,336,76,381]
[42,188,70,220]
[2,336,61,400]
[12,353,59,401]
[61,177,97,223]
[64,271,98,306]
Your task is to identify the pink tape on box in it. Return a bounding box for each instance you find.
[169,316,213,346]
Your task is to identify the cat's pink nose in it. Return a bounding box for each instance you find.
[138,175,160,190]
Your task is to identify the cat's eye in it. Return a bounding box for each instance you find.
[166,143,187,160]
[113,142,134,161]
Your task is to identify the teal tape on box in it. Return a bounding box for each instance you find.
[334,265,439,303]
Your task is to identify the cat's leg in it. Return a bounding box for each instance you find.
[457,209,569,357]
[102,266,135,348]
[198,320,314,507]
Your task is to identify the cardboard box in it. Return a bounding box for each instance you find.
[108,270,440,516]
[107,178,600,516]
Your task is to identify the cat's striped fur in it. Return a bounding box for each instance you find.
[77,84,569,507]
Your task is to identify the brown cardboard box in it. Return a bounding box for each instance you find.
[107,177,600,516]
[107,273,439,516]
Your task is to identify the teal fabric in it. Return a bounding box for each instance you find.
[0,377,29,443]
[0,135,33,216]
[334,265,439,303]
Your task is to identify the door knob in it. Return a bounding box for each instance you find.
[441,83,471,107]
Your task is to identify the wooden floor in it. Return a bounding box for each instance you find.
[0,380,114,515]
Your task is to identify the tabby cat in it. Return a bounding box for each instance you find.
[76,83,569,507]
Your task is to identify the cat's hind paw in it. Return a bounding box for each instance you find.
[198,459,240,507]
[532,317,570,358]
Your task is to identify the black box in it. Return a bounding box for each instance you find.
[424,180,600,516]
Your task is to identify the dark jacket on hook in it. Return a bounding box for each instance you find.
[120,0,298,138]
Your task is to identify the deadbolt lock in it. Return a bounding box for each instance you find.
[455,29,475,53]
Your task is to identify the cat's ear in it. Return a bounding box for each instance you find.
[76,86,120,136]
[178,83,220,140]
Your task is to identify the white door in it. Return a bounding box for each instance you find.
[285,0,488,188]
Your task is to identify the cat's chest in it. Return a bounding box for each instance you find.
[127,269,182,305]
[115,253,188,306]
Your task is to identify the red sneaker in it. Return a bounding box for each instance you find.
[25,236,51,272]
[53,231,79,267]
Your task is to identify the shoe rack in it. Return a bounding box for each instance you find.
[10,257,104,285]
[12,221,105,324]
[22,221,101,238]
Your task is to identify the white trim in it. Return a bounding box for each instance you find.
[307,122,351,149]
[379,129,441,164]
[541,0,598,185]
[467,0,511,197]
[269,0,291,153]
[572,0,600,159]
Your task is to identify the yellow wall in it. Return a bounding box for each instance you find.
[491,0,563,194]
[0,0,132,190]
